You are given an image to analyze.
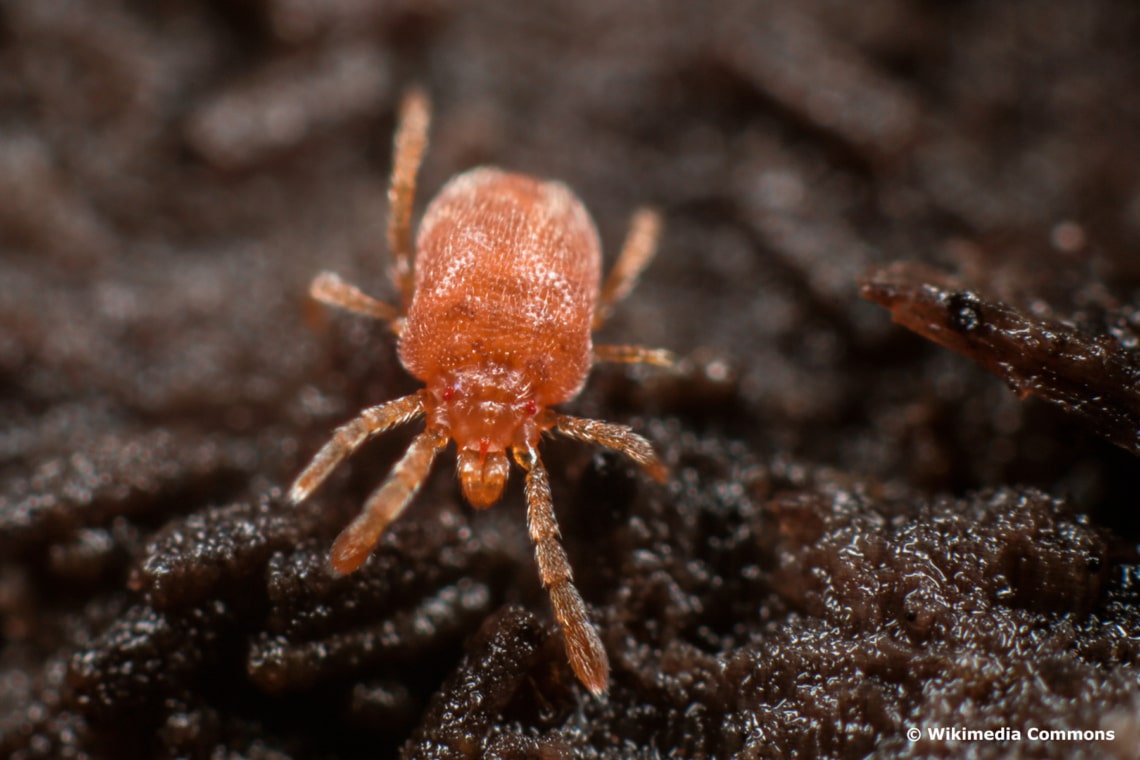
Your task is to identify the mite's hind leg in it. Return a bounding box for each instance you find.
[593,208,662,330]
[330,429,446,574]
[513,445,610,695]
[549,413,667,483]
[309,271,404,334]
[289,392,427,505]
[387,88,431,309]
[592,344,676,368]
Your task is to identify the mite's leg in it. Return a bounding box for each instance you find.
[330,429,446,574]
[513,445,610,695]
[593,343,676,368]
[309,271,404,334]
[387,88,431,309]
[549,413,667,483]
[593,208,662,330]
[288,392,427,505]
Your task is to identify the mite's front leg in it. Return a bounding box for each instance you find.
[513,445,610,695]
[330,428,446,574]
[289,392,428,505]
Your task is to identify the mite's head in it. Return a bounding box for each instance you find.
[433,371,539,508]
[456,446,509,507]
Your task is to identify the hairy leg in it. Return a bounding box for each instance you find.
[309,271,403,333]
[387,88,431,308]
[513,445,610,695]
[593,343,675,367]
[329,429,446,574]
[593,208,662,330]
[288,392,427,504]
[550,413,667,483]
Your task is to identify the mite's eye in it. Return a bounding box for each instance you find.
[525,399,537,416]
[442,386,457,402]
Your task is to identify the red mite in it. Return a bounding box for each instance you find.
[289,89,672,695]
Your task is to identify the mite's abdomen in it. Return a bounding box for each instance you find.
[398,168,602,404]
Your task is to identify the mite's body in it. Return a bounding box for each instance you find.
[290,90,671,695]
[403,168,601,506]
